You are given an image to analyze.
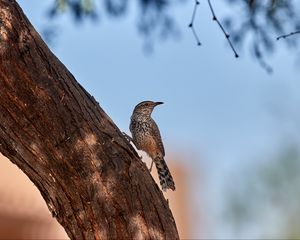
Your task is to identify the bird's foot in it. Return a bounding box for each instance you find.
[122,132,133,143]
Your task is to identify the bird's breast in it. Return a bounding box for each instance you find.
[130,118,160,159]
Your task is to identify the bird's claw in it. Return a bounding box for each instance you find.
[122,132,133,143]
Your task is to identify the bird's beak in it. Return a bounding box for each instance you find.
[154,102,164,106]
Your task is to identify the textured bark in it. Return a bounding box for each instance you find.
[0,1,179,239]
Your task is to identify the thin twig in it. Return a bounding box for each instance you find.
[276,30,300,40]
[259,60,273,73]
[253,42,273,74]
[257,54,273,73]
[188,0,201,46]
[207,0,239,58]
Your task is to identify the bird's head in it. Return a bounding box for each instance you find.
[132,101,163,116]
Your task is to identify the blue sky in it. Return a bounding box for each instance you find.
[18,0,300,238]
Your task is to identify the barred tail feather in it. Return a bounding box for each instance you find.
[154,157,175,191]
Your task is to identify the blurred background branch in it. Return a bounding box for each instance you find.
[43,0,300,70]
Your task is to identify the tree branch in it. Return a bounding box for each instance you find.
[276,30,300,40]
[188,0,239,57]
[188,0,201,46]
[0,0,179,239]
[207,0,239,58]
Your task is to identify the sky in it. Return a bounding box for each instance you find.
[17,0,300,238]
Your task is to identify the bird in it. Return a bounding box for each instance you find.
[128,100,175,191]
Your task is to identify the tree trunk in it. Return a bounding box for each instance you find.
[0,1,179,239]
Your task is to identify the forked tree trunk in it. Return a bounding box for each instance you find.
[0,1,179,239]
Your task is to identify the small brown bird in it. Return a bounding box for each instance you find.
[129,101,175,191]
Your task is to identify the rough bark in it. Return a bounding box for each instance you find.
[0,1,179,239]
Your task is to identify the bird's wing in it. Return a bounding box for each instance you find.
[151,120,165,157]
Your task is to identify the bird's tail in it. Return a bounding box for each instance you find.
[154,157,175,191]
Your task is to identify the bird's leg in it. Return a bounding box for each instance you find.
[122,132,143,159]
[149,159,154,172]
